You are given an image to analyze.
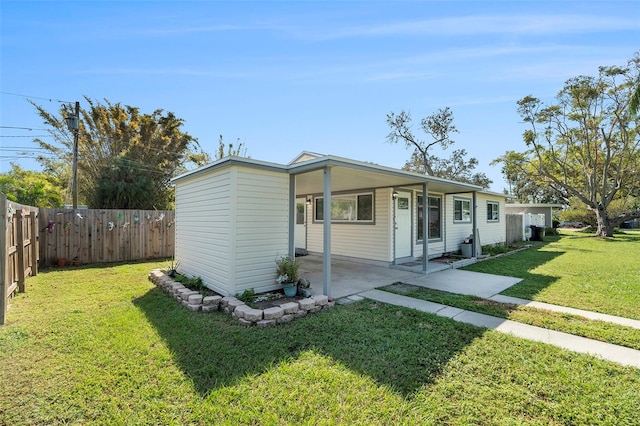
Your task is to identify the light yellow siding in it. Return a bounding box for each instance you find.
[445,193,474,252]
[175,166,289,296]
[175,168,233,295]
[233,167,290,294]
[306,188,392,262]
[477,194,506,246]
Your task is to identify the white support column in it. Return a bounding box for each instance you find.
[323,167,332,297]
[422,183,428,273]
[288,174,296,258]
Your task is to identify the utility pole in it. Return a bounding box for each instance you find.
[66,101,80,209]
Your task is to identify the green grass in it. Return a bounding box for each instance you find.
[464,231,640,319]
[1,262,639,424]
[381,284,640,350]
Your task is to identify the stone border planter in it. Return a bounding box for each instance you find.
[148,269,334,327]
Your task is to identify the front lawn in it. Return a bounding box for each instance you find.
[381,284,640,350]
[1,262,638,424]
[464,231,640,319]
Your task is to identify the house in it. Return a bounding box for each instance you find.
[505,203,562,228]
[171,152,507,297]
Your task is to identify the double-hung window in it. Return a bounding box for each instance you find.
[487,201,499,222]
[454,198,471,223]
[314,192,374,223]
[417,194,442,240]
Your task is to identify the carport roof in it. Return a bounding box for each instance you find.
[171,153,485,195]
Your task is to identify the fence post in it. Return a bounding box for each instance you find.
[1,194,7,325]
[16,209,25,292]
[31,210,39,276]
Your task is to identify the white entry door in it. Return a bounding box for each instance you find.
[394,192,412,259]
[294,198,306,250]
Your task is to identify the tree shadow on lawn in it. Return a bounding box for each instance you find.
[134,288,485,398]
[465,239,566,300]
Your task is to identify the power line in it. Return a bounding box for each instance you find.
[0,135,51,138]
[0,91,73,104]
[0,126,50,131]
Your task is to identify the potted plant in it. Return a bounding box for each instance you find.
[165,259,180,278]
[275,255,299,297]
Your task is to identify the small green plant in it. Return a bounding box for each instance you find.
[174,273,204,292]
[275,255,299,284]
[237,289,256,306]
[481,243,512,256]
[545,227,559,236]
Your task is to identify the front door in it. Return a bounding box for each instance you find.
[394,192,412,259]
[294,198,306,250]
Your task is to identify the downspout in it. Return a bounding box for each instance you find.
[288,174,296,259]
[472,191,477,258]
[422,183,428,273]
[323,167,332,297]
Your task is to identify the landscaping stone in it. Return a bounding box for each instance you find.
[299,288,313,298]
[188,294,203,305]
[227,299,245,312]
[234,304,251,319]
[347,295,364,302]
[298,298,315,311]
[203,295,222,306]
[298,277,311,288]
[237,318,254,326]
[202,305,218,313]
[280,302,299,314]
[312,294,329,306]
[257,319,276,328]
[244,308,264,322]
[150,270,333,326]
[277,314,295,323]
[220,296,238,307]
[263,306,284,320]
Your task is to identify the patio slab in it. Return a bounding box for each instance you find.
[404,269,522,298]
[297,254,521,300]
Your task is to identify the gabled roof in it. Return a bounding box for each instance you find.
[288,151,324,165]
[172,152,502,197]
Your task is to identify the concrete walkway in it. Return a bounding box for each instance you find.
[359,289,640,368]
[489,294,640,330]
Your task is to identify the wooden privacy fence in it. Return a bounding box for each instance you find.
[39,208,175,267]
[506,214,524,245]
[1,195,39,325]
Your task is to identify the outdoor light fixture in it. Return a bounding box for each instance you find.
[306,196,312,205]
[392,191,399,200]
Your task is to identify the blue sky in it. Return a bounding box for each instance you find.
[1,1,639,192]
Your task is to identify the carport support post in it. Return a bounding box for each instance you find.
[288,174,296,258]
[472,191,477,258]
[323,167,331,297]
[422,183,428,273]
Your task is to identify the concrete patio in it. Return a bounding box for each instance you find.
[298,254,521,299]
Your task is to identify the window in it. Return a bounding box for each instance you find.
[296,202,305,225]
[487,201,499,222]
[314,192,374,223]
[417,194,442,240]
[454,198,471,222]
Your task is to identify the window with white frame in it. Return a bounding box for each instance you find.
[417,194,442,240]
[314,192,374,223]
[454,198,471,223]
[487,201,499,222]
